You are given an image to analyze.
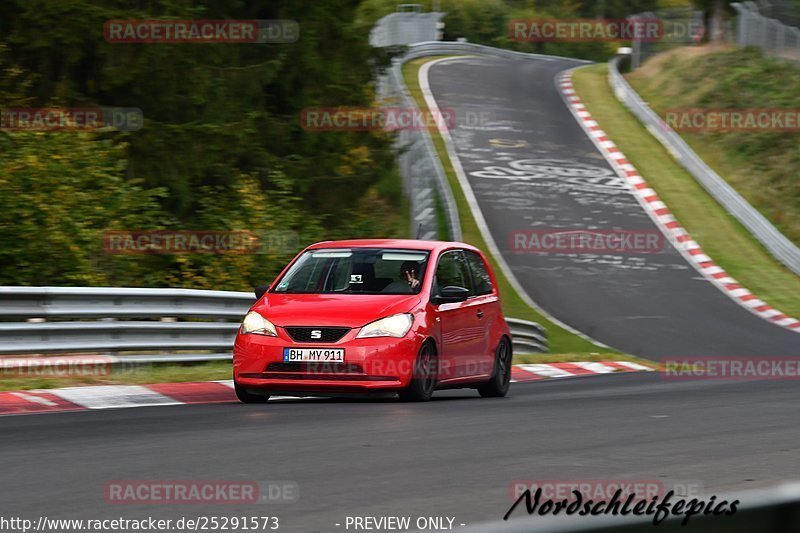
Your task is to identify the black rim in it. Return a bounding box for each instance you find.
[497,340,511,386]
[419,344,436,394]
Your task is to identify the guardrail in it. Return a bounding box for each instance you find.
[506,318,547,354]
[0,286,252,319]
[401,41,592,63]
[0,321,239,355]
[0,286,548,357]
[609,54,800,276]
[377,45,463,241]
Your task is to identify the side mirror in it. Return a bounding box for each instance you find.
[433,285,470,304]
[254,285,269,299]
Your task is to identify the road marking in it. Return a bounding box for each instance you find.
[612,361,653,372]
[10,392,57,407]
[0,360,657,416]
[517,364,575,378]
[572,361,618,374]
[49,385,182,409]
[557,71,800,334]
[419,57,610,349]
[489,138,528,148]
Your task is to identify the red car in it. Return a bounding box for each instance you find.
[233,239,512,402]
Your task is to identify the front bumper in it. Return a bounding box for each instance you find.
[233,327,423,393]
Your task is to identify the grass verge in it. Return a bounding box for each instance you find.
[571,63,800,318]
[628,47,799,245]
[402,57,630,360]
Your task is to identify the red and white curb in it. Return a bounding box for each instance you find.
[511,360,651,382]
[0,362,652,415]
[558,72,800,333]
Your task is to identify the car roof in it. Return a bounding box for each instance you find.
[305,239,481,253]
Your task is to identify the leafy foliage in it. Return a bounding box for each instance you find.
[0,0,407,289]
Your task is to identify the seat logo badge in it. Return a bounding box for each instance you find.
[311,330,322,339]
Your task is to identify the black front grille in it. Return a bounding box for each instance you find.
[284,326,349,343]
[266,362,364,374]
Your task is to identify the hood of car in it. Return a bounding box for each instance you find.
[251,293,421,328]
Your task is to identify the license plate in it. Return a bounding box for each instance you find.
[283,347,345,363]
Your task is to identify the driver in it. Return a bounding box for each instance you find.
[383,261,421,293]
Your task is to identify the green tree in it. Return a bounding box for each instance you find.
[0,131,167,285]
[0,0,408,288]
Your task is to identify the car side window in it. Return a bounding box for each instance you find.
[464,251,494,296]
[433,250,473,297]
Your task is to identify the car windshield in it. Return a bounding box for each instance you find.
[272,248,429,294]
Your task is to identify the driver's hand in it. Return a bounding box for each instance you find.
[404,270,420,288]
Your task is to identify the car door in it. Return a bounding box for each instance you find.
[432,250,485,380]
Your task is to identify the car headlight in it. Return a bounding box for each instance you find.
[356,313,413,339]
[240,311,278,336]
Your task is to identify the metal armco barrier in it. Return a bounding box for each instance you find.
[506,318,547,354]
[0,321,239,354]
[401,41,592,63]
[377,45,462,241]
[609,54,800,276]
[0,287,548,356]
[0,286,252,319]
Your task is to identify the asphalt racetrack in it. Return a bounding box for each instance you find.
[2,374,800,531]
[2,55,799,533]
[425,56,800,359]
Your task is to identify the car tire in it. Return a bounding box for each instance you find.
[234,380,271,404]
[398,342,437,402]
[478,337,512,398]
